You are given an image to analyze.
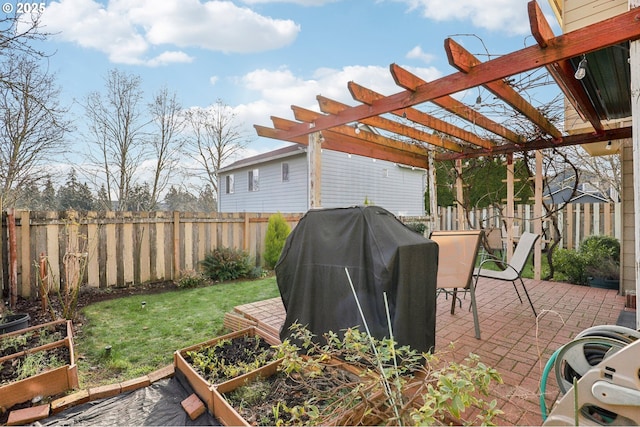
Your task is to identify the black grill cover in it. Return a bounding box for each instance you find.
[275,206,438,353]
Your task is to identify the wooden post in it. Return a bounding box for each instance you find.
[506,154,515,260]
[243,213,250,251]
[7,208,17,309]
[173,211,180,280]
[630,0,640,329]
[534,151,543,280]
[455,159,464,230]
[308,132,322,209]
[428,151,439,232]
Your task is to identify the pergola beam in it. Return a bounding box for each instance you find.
[270,6,640,141]
[390,63,523,144]
[436,125,632,160]
[315,96,464,152]
[347,82,495,150]
[528,0,604,132]
[445,38,563,140]
[266,115,431,169]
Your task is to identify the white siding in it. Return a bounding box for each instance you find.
[321,151,425,216]
[219,153,308,213]
[218,149,425,216]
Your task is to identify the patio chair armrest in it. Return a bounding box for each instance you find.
[476,258,519,275]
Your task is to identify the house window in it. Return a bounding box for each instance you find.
[282,162,289,182]
[226,174,234,194]
[249,169,259,192]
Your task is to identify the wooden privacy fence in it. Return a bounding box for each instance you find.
[424,202,621,249]
[2,202,620,298]
[2,210,302,298]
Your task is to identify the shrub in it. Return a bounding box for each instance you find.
[553,235,620,285]
[553,247,588,285]
[406,222,427,235]
[264,212,291,269]
[200,247,252,282]
[176,270,208,289]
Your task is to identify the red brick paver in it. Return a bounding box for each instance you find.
[234,278,627,426]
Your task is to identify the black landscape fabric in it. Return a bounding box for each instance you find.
[275,205,438,353]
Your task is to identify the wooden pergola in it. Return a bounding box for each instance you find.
[254,1,640,325]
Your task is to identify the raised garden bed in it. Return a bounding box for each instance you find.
[213,353,380,426]
[0,319,78,410]
[174,326,282,415]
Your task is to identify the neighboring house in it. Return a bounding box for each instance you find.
[217,144,426,216]
[544,168,618,204]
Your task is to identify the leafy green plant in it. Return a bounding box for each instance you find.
[264,212,291,269]
[177,269,208,289]
[185,335,279,384]
[249,323,504,426]
[405,222,427,236]
[200,247,252,282]
[553,235,620,285]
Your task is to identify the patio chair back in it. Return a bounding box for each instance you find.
[509,231,539,276]
[430,230,483,291]
[430,229,484,339]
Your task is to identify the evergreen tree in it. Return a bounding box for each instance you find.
[197,184,217,212]
[128,182,152,211]
[164,185,198,211]
[58,169,95,211]
[41,179,57,210]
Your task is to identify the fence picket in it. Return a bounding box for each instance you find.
[1,204,620,297]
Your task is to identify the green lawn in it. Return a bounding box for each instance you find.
[75,277,280,388]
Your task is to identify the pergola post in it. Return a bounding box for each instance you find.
[308,132,322,210]
[428,151,439,232]
[506,154,515,261]
[455,159,465,230]
[630,0,640,329]
[534,150,543,280]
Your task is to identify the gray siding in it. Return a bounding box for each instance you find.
[321,151,425,216]
[218,148,425,216]
[219,152,308,213]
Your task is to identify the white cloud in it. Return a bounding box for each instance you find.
[241,0,337,4]
[41,0,301,65]
[209,76,219,86]
[406,45,436,63]
[229,64,443,154]
[394,0,532,36]
[146,51,194,67]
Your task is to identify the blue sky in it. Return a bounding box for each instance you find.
[15,0,559,181]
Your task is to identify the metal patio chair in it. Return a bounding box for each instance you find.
[430,229,484,339]
[474,231,539,320]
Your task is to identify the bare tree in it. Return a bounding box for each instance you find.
[1,8,49,90]
[185,99,250,199]
[84,69,148,211]
[0,54,69,209]
[0,53,68,311]
[146,86,185,210]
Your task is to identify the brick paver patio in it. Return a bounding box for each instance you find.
[234,278,628,425]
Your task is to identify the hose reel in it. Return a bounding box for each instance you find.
[541,325,640,425]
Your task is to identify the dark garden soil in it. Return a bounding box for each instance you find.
[185,335,279,384]
[225,365,361,426]
[0,345,70,385]
[0,322,67,358]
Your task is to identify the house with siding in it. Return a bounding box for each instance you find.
[217,144,426,215]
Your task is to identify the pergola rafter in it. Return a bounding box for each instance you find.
[254,3,640,161]
[528,0,604,133]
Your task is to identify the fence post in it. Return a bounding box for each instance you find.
[173,211,180,280]
[243,213,250,251]
[20,210,30,297]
